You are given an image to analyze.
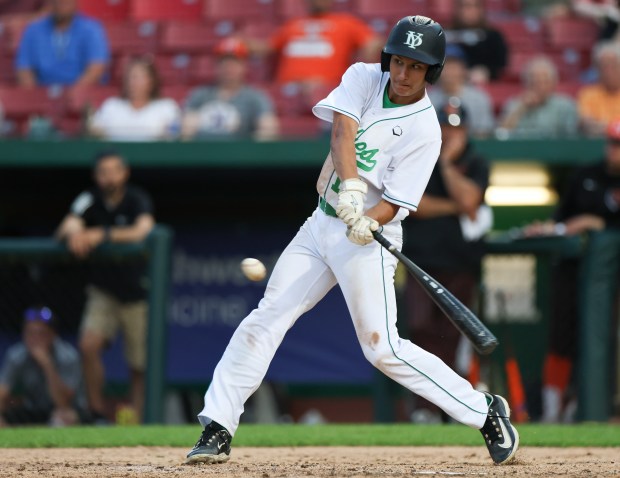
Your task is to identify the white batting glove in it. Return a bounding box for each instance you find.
[346,216,380,246]
[336,178,367,226]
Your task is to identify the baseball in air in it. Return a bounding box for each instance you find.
[241,258,267,281]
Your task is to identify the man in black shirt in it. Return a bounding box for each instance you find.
[402,99,491,422]
[55,150,154,423]
[523,118,620,422]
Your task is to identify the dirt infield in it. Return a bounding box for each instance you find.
[0,446,618,477]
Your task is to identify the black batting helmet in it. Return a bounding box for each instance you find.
[381,15,446,85]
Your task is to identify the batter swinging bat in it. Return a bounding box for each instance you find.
[372,230,499,355]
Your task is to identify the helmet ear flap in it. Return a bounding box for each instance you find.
[425,64,444,84]
[381,52,391,72]
[381,53,444,84]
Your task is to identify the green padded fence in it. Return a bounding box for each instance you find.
[0,225,173,423]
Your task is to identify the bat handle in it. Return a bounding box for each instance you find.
[372,230,397,252]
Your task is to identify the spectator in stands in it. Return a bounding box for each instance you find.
[55,150,155,423]
[248,0,382,93]
[15,0,110,88]
[578,41,620,136]
[0,306,85,427]
[88,57,181,142]
[429,44,495,138]
[522,118,620,422]
[401,100,491,423]
[498,56,578,138]
[573,0,620,42]
[182,38,278,141]
[445,0,509,84]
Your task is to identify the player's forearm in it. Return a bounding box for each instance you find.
[330,114,359,181]
[365,200,399,225]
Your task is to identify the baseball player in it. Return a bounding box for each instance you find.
[187,16,519,466]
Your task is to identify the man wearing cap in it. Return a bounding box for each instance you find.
[402,99,491,422]
[428,44,495,138]
[181,38,278,141]
[0,307,85,426]
[523,117,620,421]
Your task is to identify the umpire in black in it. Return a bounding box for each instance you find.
[55,150,154,423]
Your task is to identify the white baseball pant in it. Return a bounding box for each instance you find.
[198,208,489,434]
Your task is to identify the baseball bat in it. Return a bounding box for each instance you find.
[372,230,499,355]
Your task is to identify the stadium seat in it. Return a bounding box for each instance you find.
[545,17,599,51]
[190,55,216,84]
[161,84,192,105]
[357,0,428,20]
[427,0,454,26]
[153,54,197,85]
[78,0,129,21]
[130,0,203,21]
[277,115,323,139]
[278,0,354,19]
[481,82,522,114]
[104,21,159,55]
[0,86,64,119]
[160,20,236,53]
[484,0,521,16]
[3,19,28,54]
[493,17,543,53]
[65,85,118,116]
[204,0,276,21]
[0,54,15,84]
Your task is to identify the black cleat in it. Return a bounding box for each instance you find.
[480,393,519,465]
[186,421,232,464]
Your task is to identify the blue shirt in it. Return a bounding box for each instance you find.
[15,14,110,86]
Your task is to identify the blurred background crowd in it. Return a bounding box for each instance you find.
[0,0,619,140]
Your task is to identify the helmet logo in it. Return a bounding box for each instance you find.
[404,31,423,49]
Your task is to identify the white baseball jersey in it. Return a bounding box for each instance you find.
[313,62,441,224]
[197,62,489,438]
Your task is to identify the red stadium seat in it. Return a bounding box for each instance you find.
[78,0,129,20]
[278,0,354,19]
[130,0,203,21]
[0,54,16,84]
[3,19,28,54]
[278,115,323,139]
[65,85,118,116]
[153,54,197,85]
[104,21,159,55]
[204,0,276,21]
[190,55,216,84]
[160,20,236,53]
[481,82,522,114]
[545,17,599,51]
[484,0,521,16]
[161,84,192,104]
[0,86,64,119]
[493,18,544,53]
[357,0,428,20]
[427,0,454,25]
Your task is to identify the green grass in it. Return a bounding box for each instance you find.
[0,424,619,448]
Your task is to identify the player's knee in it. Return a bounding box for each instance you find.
[360,341,394,372]
[79,333,105,357]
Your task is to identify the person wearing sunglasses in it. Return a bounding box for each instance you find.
[0,307,85,427]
